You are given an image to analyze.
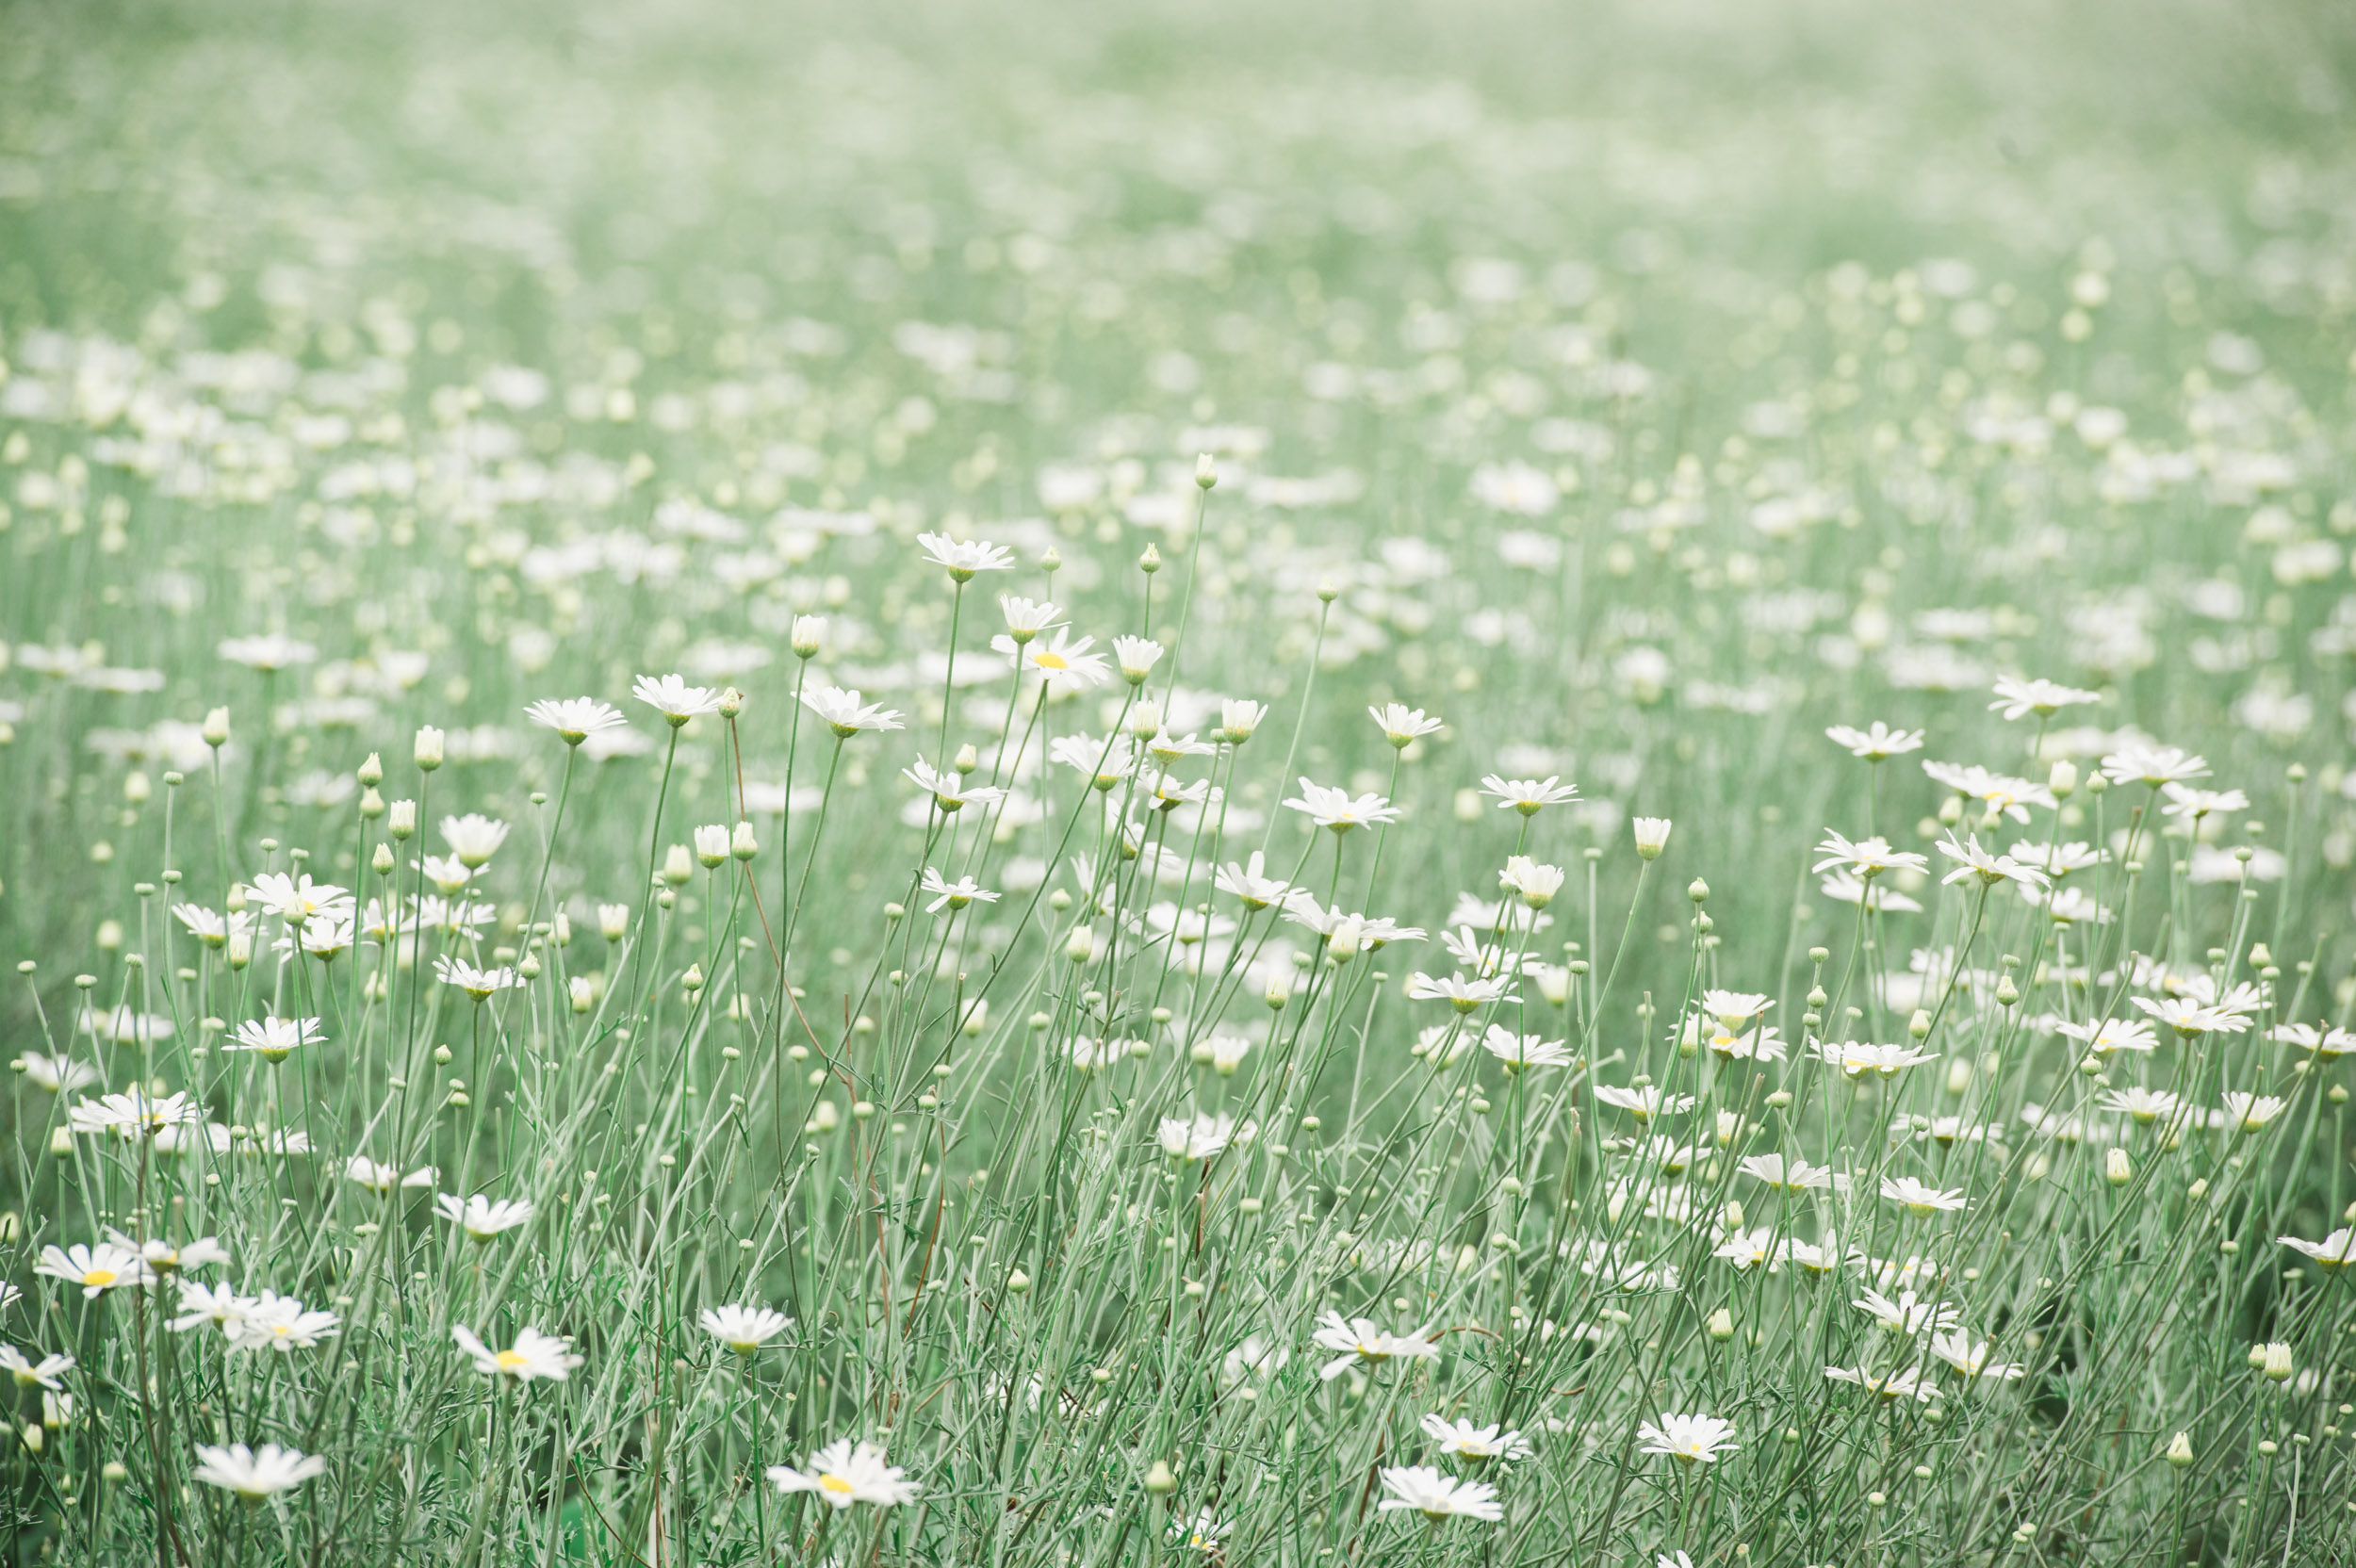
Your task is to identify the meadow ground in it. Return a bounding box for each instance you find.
[2,0,2356,1562]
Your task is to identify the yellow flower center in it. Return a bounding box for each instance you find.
[496,1349,531,1373]
[818,1473,856,1494]
[82,1269,116,1288]
[1033,651,1069,670]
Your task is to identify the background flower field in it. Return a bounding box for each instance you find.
[1,0,2355,1561]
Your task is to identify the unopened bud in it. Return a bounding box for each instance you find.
[1195,452,1218,489]
[2167,1432,2194,1468]
[388,800,417,840]
[662,845,695,886]
[1907,1009,1933,1040]
[2104,1148,2133,1186]
[1144,1459,1175,1494]
[731,821,759,861]
[1706,1307,1735,1342]
[2048,760,2077,799]
[569,976,595,1015]
[203,708,230,748]
[1006,1268,1031,1297]
[414,726,445,772]
[954,743,979,776]
[357,752,384,788]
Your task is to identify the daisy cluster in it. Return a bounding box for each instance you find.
[2,0,2355,1562]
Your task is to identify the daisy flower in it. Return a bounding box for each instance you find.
[1816,1039,1938,1076]
[2221,1091,2286,1132]
[1594,1084,1696,1122]
[800,686,906,735]
[225,1017,322,1062]
[1215,852,1292,910]
[1418,1414,1530,1462]
[905,758,1009,813]
[35,1241,150,1298]
[1156,1113,1237,1162]
[1215,698,1270,744]
[346,1156,437,1192]
[1811,831,1929,880]
[1369,703,1445,747]
[2100,743,2208,788]
[1922,761,2056,823]
[2272,1022,2356,1057]
[105,1229,229,1273]
[450,1325,582,1382]
[1406,972,1513,1012]
[700,1304,794,1353]
[1825,721,1923,760]
[1481,1026,1571,1071]
[1311,1311,1439,1380]
[1824,1365,1937,1401]
[0,1347,74,1390]
[632,673,725,725]
[1738,1153,1840,1192]
[1375,1466,1501,1523]
[435,1193,535,1239]
[192,1443,327,1501]
[247,872,352,924]
[171,1281,252,1334]
[438,813,509,867]
[1854,1287,1959,1336]
[433,955,515,1000]
[69,1089,200,1137]
[1713,1227,1778,1270]
[2278,1230,2356,1269]
[525,696,628,744]
[18,1054,99,1094]
[1635,1413,1738,1464]
[1111,635,1165,685]
[1477,774,1579,815]
[231,1292,341,1352]
[1284,779,1400,832]
[2132,994,2253,1037]
[997,595,1061,642]
[915,531,1014,580]
[1936,834,2050,890]
[1929,1329,2025,1380]
[2160,784,2249,820]
[993,626,1110,691]
[1988,676,2101,720]
[1880,1176,1966,1216]
[767,1438,921,1508]
[2055,1018,2156,1056]
[920,870,999,912]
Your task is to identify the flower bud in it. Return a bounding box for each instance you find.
[2166,1431,2193,1468]
[226,932,252,972]
[1264,974,1290,1011]
[1908,1009,1933,1040]
[1707,1307,1735,1342]
[1143,1460,1175,1493]
[569,976,595,1014]
[954,743,979,776]
[2262,1342,2294,1381]
[357,752,384,788]
[599,904,630,941]
[414,726,445,772]
[681,964,703,994]
[792,615,826,660]
[1195,452,1218,490]
[1138,544,1162,575]
[371,841,395,876]
[731,821,759,861]
[1064,927,1096,965]
[203,708,230,748]
[2104,1148,2133,1186]
[1006,1269,1031,1297]
[1633,817,1672,860]
[662,845,695,887]
[718,687,744,719]
[21,1423,38,1454]
[388,800,417,840]
[1687,878,1709,904]
[694,825,729,868]
[2048,760,2077,799]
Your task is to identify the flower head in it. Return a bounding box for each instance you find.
[1284,779,1401,832]
[1375,1465,1501,1523]
[700,1304,793,1353]
[767,1439,920,1509]
[525,697,627,744]
[915,531,1014,580]
[632,674,725,725]
[801,686,905,736]
[1635,1413,1738,1464]
[435,1193,535,1239]
[1418,1414,1530,1462]
[451,1324,581,1381]
[1825,722,1923,760]
[1478,774,1579,815]
[192,1443,326,1501]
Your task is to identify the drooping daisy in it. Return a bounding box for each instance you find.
[524,697,628,744]
[1811,831,1930,880]
[1405,972,1514,1012]
[2159,783,2250,821]
[1635,1412,1738,1464]
[1374,1465,1501,1523]
[1593,1084,1696,1122]
[767,1438,921,1509]
[700,1304,794,1353]
[1418,1414,1530,1462]
[1823,1364,1936,1401]
[18,1054,99,1094]
[2099,743,2208,788]
[1817,1039,1938,1076]
[435,1193,535,1239]
[69,1089,200,1137]
[1738,1152,1841,1192]
[192,1442,327,1501]
[2055,1018,2157,1056]
[450,1325,581,1382]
